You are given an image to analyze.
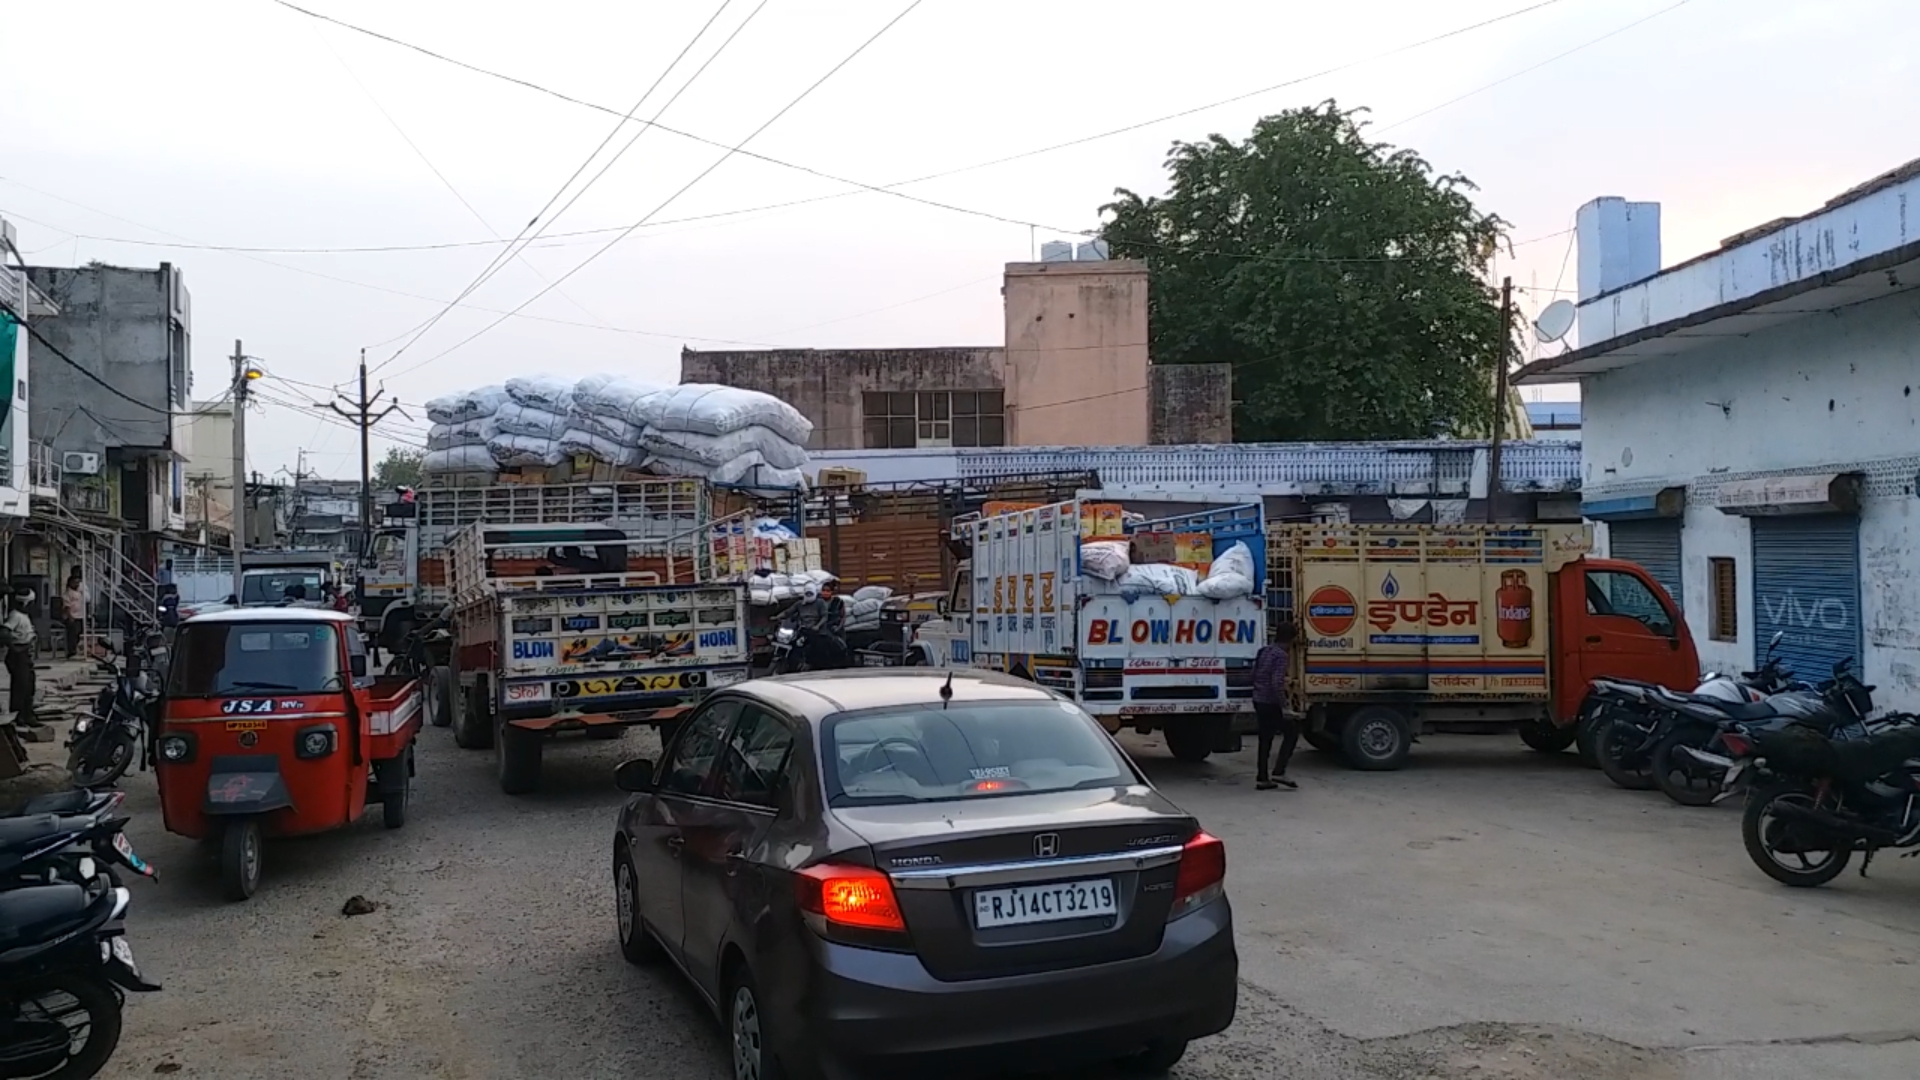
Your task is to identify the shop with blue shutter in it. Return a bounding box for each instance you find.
[1581,486,1686,612]
[1717,473,1865,680]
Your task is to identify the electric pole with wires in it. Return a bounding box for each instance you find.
[324,350,405,598]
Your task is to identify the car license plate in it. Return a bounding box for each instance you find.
[973,879,1118,929]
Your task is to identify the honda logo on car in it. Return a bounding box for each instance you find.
[512,639,556,661]
[1084,617,1259,646]
[1033,833,1060,858]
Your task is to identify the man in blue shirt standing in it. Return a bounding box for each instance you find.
[1253,618,1298,790]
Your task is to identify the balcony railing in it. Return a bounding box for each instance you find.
[27,440,58,493]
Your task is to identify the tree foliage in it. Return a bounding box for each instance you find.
[1099,101,1511,442]
[372,446,424,491]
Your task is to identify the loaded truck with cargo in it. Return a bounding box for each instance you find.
[1269,522,1701,770]
[445,520,750,794]
[914,500,1266,762]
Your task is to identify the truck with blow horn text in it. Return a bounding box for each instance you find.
[1268,523,1701,771]
[913,500,1267,763]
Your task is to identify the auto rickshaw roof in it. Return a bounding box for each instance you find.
[182,607,357,626]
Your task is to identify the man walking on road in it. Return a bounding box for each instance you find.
[62,569,86,659]
[1253,617,1299,791]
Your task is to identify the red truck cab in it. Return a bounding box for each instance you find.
[1549,556,1699,724]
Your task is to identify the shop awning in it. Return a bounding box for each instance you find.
[1714,472,1864,516]
[1580,485,1686,521]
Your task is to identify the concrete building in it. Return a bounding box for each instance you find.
[682,258,1234,450]
[23,262,192,539]
[1516,159,1920,709]
[181,397,234,543]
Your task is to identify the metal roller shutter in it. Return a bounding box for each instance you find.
[1607,520,1683,612]
[1751,516,1861,681]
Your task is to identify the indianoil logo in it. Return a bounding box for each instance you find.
[1305,585,1358,637]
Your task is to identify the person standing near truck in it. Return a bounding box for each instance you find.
[1253,617,1299,791]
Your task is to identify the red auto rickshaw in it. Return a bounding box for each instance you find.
[156,608,423,900]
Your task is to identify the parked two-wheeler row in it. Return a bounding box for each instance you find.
[65,631,168,791]
[0,788,160,1078]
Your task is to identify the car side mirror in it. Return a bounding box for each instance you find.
[349,653,368,678]
[935,598,949,618]
[614,758,655,793]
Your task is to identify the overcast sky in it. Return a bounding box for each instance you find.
[4,0,1913,476]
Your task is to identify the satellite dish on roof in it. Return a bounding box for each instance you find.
[1534,299,1576,343]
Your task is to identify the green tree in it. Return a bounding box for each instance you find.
[1099,101,1511,442]
[372,445,424,491]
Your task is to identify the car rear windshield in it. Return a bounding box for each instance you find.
[822,700,1135,805]
[169,622,342,697]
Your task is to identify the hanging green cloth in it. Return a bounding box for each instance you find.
[0,310,16,438]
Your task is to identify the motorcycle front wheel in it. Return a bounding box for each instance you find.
[1742,784,1853,888]
[1652,726,1722,807]
[1596,715,1657,791]
[70,728,137,789]
[3,970,124,1079]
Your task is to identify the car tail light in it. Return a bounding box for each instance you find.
[1170,830,1226,920]
[796,864,906,932]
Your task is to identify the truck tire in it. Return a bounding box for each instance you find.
[1164,724,1212,764]
[454,677,495,750]
[1340,706,1412,771]
[497,721,543,795]
[428,666,454,728]
[1519,719,1578,754]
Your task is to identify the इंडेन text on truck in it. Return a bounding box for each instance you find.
[1268,522,1701,770]
[914,499,1268,763]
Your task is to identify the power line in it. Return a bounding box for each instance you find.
[272,0,1574,240]
[1375,0,1697,134]
[370,0,753,373]
[385,0,929,379]
[0,298,172,416]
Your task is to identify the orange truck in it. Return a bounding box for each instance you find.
[1270,523,1699,770]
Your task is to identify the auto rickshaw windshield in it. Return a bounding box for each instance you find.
[168,622,343,697]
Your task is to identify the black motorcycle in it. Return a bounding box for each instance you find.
[384,615,452,729]
[0,792,157,892]
[1729,685,1920,887]
[1590,641,1805,792]
[0,878,159,1079]
[66,644,162,790]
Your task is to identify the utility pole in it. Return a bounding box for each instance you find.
[1485,276,1514,525]
[325,350,402,600]
[230,341,255,601]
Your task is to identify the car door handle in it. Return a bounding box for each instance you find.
[665,836,685,858]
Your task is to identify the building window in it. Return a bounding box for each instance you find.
[1710,557,1738,642]
[862,391,1004,449]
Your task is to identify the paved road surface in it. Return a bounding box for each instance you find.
[85,724,1920,1079]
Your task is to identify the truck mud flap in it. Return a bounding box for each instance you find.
[203,755,294,816]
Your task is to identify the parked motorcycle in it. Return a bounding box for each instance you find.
[384,615,453,729]
[1590,637,1804,791]
[1728,679,1920,887]
[66,642,163,790]
[0,877,160,1079]
[0,791,156,892]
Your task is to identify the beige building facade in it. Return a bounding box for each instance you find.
[682,259,1231,450]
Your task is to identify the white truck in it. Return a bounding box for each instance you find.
[914,500,1268,762]
[445,520,750,794]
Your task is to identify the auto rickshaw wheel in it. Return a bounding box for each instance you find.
[429,666,455,728]
[380,750,411,830]
[220,818,263,901]
[454,677,494,750]
[497,721,543,795]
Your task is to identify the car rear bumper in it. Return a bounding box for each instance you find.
[790,897,1237,1078]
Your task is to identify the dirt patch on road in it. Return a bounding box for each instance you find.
[1360,1021,1683,1080]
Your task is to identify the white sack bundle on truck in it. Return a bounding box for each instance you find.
[629,384,813,447]
[427,417,496,451]
[1196,541,1257,600]
[1111,563,1201,595]
[493,401,571,440]
[504,375,576,413]
[487,432,565,468]
[423,445,496,474]
[640,426,808,471]
[426,384,506,426]
[557,427,639,467]
[571,375,656,445]
[645,449,806,490]
[1080,540,1132,582]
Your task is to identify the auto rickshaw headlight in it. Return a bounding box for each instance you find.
[295,725,337,759]
[157,734,193,763]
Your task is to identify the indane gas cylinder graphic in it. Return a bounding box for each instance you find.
[1496,570,1533,650]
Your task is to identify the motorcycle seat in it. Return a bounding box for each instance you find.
[0,814,74,850]
[15,790,94,817]
[1651,688,1779,722]
[0,883,89,945]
